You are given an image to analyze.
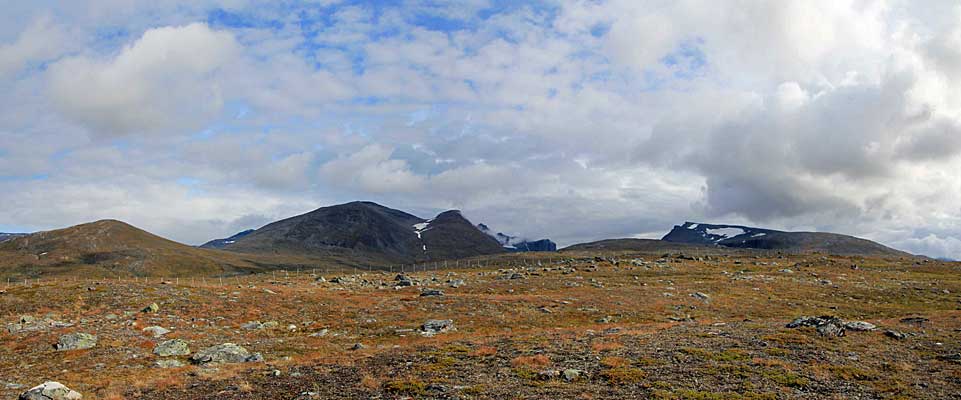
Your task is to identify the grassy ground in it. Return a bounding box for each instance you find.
[1,251,959,399]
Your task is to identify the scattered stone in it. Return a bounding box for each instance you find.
[691,292,710,301]
[421,319,455,336]
[19,381,82,400]
[155,359,185,368]
[884,330,907,340]
[562,369,583,382]
[309,329,329,337]
[154,339,190,357]
[899,317,929,327]
[843,321,877,331]
[817,321,845,337]
[55,333,97,350]
[241,321,263,330]
[936,353,961,364]
[448,279,465,287]
[420,289,445,297]
[785,316,845,337]
[190,343,263,365]
[142,303,160,313]
[350,343,365,351]
[142,326,170,338]
[537,369,560,380]
[241,320,278,330]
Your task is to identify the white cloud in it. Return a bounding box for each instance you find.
[0,15,71,80]
[47,23,240,136]
[319,144,427,193]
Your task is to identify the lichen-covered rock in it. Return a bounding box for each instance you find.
[843,321,877,331]
[142,303,159,313]
[785,316,845,337]
[142,326,170,338]
[19,381,82,400]
[55,333,97,350]
[421,319,455,336]
[563,369,583,382]
[155,359,185,368]
[190,343,262,365]
[154,339,190,357]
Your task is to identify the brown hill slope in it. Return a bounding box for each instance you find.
[0,220,302,278]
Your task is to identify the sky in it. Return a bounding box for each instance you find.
[1,1,961,258]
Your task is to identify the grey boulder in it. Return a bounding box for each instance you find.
[19,381,82,400]
[55,333,97,351]
[190,343,263,365]
[154,339,190,357]
[421,319,455,336]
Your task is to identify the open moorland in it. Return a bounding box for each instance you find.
[3,250,960,399]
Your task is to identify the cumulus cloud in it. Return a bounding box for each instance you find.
[47,23,240,136]
[0,15,71,80]
[319,144,427,194]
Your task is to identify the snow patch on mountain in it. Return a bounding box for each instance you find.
[413,220,432,251]
[705,227,746,239]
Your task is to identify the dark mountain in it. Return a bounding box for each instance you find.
[477,224,557,252]
[662,222,911,257]
[418,211,506,260]
[0,220,289,277]
[199,229,255,249]
[0,233,27,243]
[220,201,506,263]
[562,238,702,252]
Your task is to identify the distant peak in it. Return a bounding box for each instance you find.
[86,219,136,229]
[433,210,464,220]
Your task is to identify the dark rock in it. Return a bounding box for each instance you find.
[785,316,845,337]
[884,330,907,340]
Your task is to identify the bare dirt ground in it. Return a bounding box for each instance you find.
[2,251,960,399]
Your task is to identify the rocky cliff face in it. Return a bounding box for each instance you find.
[476,224,556,252]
